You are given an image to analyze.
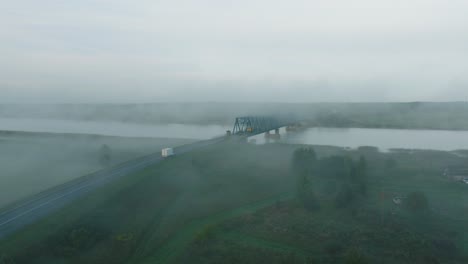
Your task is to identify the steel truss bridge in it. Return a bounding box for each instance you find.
[232,116,296,135]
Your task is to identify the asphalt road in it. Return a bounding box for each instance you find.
[0,136,227,240]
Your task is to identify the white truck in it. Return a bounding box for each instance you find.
[162,148,174,158]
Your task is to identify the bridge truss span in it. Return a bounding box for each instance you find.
[232,116,293,135]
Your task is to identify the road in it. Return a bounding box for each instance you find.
[0,136,227,240]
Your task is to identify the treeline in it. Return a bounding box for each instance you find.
[292,148,368,211]
[292,147,431,215]
[311,102,468,130]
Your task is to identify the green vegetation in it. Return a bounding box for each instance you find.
[404,191,429,214]
[178,145,468,264]
[293,148,369,211]
[309,102,468,130]
[1,141,468,263]
[98,144,112,167]
[0,142,298,263]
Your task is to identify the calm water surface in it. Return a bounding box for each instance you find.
[252,127,468,151]
[2,118,468,151]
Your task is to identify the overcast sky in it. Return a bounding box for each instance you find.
[1,0,468,103]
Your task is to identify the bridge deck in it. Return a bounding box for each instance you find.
[232,116,295,135]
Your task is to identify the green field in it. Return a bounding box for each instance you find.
[0,131,193,209]
[178,148,468,264]
[1,141,467,263]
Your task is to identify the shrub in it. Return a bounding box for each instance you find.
[324,242,344,257]
[301,189,320,211]
[194,225,216,244]
[50,225,108,257]
[385,158,397,169]
[0,254,15,264]
[292,148,317,175]
[99,144,112,167]
[404,191,429,213]
[344,248,369,264]
[334,184,355,209]
[432,239,457,258]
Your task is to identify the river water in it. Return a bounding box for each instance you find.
[2,118,468,151]
[265,127,468,151]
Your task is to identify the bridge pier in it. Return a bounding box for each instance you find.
[264,129,281,140]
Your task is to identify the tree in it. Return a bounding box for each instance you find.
[301,187,320,211]
[194,225,216,244]
[334,184,355,208]
[355,156,368,196]
[292,148,317,175]
[349,156,368,196]
[293,148,321,210]
[0,254,15,264]
[344,248,369,264]
[358,156,367,172]
[296,171,320,211]
[404,191,429,213]
[99,144,112,167]
[324,241,344,258]
[385,158,397,169]
[69,228,93,250]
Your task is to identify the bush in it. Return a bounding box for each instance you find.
[99,144,112,167]
[292,148,317,174]
[404,192,429,213]
[300,189,320,211]
[50,225,108,257]
[194,225,216,244]
[344,249,369,264]
[296,170,320,211]
[385,158,397,169]
[432,239,457,258]
[334,184,355,209]
[324,242,344,257]
[0,254,15,264]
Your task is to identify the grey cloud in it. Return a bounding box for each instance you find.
[1,0,468,102]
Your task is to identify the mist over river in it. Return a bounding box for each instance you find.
[0,118,230,139]
[2,118,468,151]
[255,127,468,151]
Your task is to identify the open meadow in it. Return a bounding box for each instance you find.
[1,141,467,263]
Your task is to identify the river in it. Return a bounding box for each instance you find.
[254,127,468,151]
[2,118,468,151]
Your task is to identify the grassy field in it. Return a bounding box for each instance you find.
[0,141,306,263]
[0,131,193,209]
[177,148,468,264]
[0,141,467,263]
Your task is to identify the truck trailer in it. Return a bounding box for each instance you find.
[162,148,174,157]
